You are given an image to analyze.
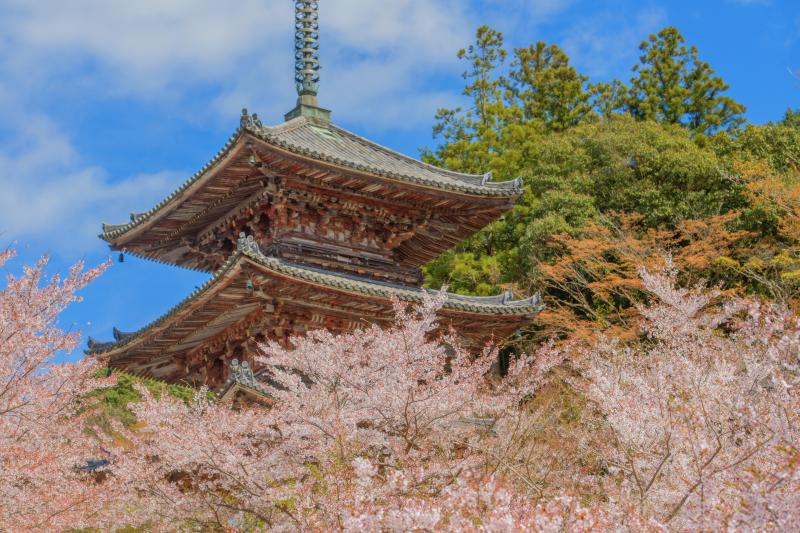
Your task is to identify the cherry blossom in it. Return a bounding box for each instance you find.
[0,249,116,531]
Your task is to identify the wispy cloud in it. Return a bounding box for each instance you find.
[561,7,666,78]
[0,0,290,90]
[0,90,177,252]
[479,0,574,35]
[0,0,486,251]
[0,112,178,254]
[0,0,479,128]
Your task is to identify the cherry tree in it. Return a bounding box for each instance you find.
[0,249,116,531]
[582,260,800,529]
[336,459,664,532]
[263,293,499,462]
[116,293,513,530]
[116,264,800,531]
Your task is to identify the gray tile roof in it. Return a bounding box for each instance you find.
[253,115,522,195]
[101,111,522,241]
[236,234,542,313]
[87,235,543,356]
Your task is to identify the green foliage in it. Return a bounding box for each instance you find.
[627,27,746,134]
[424,26,512,175]
[508,42,597,131]
[592,79,629,119]
[424,249,505,296]
[782,108,800,130]
[529,117,741,229]
[712,121,800,174]
[424,30,599,178]
[422,23,797,331]
[424,116,745,293]
[85,369,205,429]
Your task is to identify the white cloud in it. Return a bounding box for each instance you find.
[480,0,574,33]
[0,0,289,84]
[0,93,177,252]
[0,0,480,128]
[561,7,666,78]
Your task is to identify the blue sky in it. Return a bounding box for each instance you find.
[0,0,797,363]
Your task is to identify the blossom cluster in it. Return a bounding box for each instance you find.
[0,249,797,531]
[0,250,116,531]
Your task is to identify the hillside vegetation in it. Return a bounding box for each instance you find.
[0,26,797,532]
[422,26,800,345]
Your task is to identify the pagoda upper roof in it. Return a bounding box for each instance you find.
[101,113,522,243]
[86,234,542,384]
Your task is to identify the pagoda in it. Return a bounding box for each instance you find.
[87,1,543,389]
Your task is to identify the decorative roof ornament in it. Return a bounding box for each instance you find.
[240,108,263,130]
[295,1,320,97]
[285,1,331,122]
[228,359,258,388]
[218,359,273,403]
[237,232,261,256]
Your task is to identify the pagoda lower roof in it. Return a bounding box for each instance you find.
[87,235,542,385]
[101,112,522,245]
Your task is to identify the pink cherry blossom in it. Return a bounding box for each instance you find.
[2,246,797,531]
[0,249,117,531]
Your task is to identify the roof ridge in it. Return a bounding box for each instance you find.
[325,122,489,184]
[87,237,543,356]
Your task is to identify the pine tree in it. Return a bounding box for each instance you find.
[783,108,800,130]
[507,42,596,131]
[425,26,513,174]
[592,79,629,119]
[628,27,745,134]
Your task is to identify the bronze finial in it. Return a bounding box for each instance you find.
[295,1,320,98]
[285,1,331,122]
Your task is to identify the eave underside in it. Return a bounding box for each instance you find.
[101,133,518,278]
[89,252,541,387]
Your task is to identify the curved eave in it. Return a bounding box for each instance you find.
[87,247,543,357]
[100,127,247,243]
[239,248,543,317]
[86,252,244,356]
[100,117,523,245]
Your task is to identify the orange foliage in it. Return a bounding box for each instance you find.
[731,160,800,309]
[739,159,800,242]
[532,213,752,342]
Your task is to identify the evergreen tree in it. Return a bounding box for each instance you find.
[425,26,512,174]
[592,79,629,119]
[628,27,745,134]
[782,108,800,130]
[507,42,596,131]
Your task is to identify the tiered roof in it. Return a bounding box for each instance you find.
[100,112,523,280]
[88,1,542,390]
[105,114,521,242]
[88,234,542,386]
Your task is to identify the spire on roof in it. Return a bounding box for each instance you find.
[286,1,331,123]
[295,1,320,98]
